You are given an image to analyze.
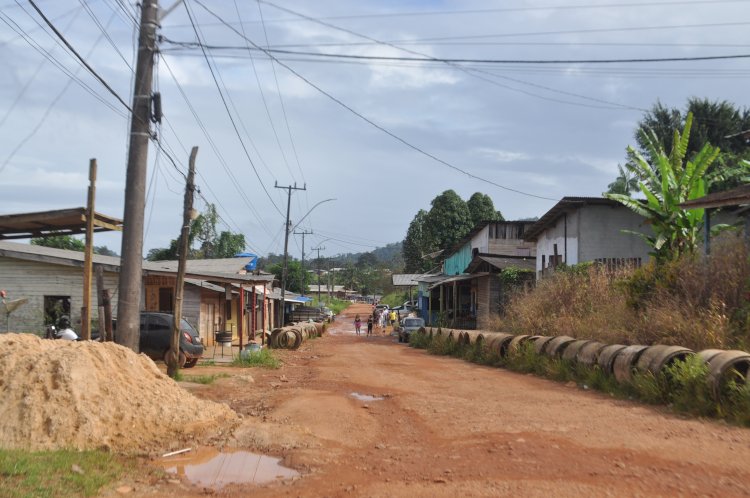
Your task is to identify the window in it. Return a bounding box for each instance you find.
[44,295,70,325]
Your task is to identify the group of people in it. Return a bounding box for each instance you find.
[353,306,399,337]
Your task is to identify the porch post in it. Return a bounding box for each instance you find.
[238,284,244,350]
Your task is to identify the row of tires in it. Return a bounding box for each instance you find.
[416,327,750,400]
[268,322,325,350]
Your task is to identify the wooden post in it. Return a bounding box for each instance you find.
[96,265,105,341]
[102,289,113,341]
[261,283,266,345]
[168,147,197,378]
[251,286,256,340]
[81,158,97,340]
[238,284,244,350]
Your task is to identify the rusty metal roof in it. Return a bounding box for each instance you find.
[679,184,750,209]
[0,207,122,240]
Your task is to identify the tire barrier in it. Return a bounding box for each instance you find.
[698,349,750,400]
[635,345,693,377]
[562,339,594,362]
[268,322,325,350]
[484,333,515,357]
[574,341,607,367]
[613,345,650,383]
[597,344,628,374]
[457,331,469,347]
[544,335,577,358]
[463,330,486,346]
[530,336,554,355]
[507,334,532,355]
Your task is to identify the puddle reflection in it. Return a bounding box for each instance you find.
[161,447,299,488]
[350,392,384,402]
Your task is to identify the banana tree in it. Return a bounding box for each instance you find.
[606,112,732,262]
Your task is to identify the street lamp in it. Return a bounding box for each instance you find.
[280,199,336,326]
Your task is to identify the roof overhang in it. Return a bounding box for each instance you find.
[0,208,123,240]
[523,197,621,242]
[466,253,535,273]
[679,184,750,210]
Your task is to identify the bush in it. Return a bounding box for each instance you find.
[231,348,280,369]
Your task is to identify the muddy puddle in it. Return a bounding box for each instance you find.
[160,447,299,489]
[350,392,384,402]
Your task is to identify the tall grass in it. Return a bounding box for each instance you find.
[492,237,750,351]
[231,348,280,369]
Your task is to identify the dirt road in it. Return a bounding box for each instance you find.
[127,303,750,497]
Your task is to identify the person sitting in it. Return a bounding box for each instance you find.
[55,315,78,341]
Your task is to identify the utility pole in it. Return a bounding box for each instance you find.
[312,245,325,304]
[275,182,306,327]
[293,229,313,296]
[117,0,159,352]
[168,147,197,378]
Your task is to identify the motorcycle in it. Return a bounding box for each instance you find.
[45,316,79,341]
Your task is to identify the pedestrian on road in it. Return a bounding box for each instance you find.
[354,314,362,335]
[389,310,397,328]
[367,316,374,336]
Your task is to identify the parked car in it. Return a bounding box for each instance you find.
[398,317,425,343]
[114,312,203,368]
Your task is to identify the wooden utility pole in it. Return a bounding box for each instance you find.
[168,146,197,378]
[96,266,105,341]
[274,182,306,326]
[294,229,312,296]
[81,158,97,340]
[117,0,159,352]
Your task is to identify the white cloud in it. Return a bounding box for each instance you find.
[475,147,531,163]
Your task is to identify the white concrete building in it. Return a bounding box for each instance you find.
[523,197,652,277]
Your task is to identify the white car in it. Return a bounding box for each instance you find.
[398,317,425,343]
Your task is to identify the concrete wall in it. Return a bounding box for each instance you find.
[578,205,651,263]
[535,211,580,272]
[0,256,120,334]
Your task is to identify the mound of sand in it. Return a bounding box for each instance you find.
[0,334,238,453]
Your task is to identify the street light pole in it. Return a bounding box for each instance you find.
[275,182,306,327]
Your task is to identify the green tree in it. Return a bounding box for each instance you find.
[606,113,746,262]
[627,98,750,192]
[269,260,309,294]
[146,238,180,261]
[31,235,85,251]
[467,192,502,227]
[356,252,378,269]
[606,164,640,196]
[424,190,473,255]
[94,245,118,256]
[214,231,246,259]
[402,209,434,273]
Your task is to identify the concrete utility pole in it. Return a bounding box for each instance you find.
[275,182,306,326]
[294,229,313,296]
[117,0,159,352]
[168,147,197,378]
[312,245,325,304]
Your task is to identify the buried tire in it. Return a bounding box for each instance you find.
[164,349,187,368]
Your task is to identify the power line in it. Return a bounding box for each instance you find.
[26,0,133,113]
[194,0,559,201]
[182,0,284,217]
[159,54,277,239]
[162,39,750,65]
[166,0,750,26]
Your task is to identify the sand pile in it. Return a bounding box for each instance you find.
[0,334,238,453]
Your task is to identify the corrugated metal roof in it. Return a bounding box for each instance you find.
[466,253,535,273]
[523,197,622,242]
[680,184,750,209]
[185,278,226,293]
[0,240,274,283]
[391,274,424,286]
[427,274,474,289]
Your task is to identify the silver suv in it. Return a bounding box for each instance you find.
[398,317,425,343]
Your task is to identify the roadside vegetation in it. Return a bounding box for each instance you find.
[176,373,231,384]
[0,449,130,498]
[410,331,750,426]
[231,348,281,369]
[491,236,750,352]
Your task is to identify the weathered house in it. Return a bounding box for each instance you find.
[424,220,537,329]
[523,197,652,277]
[0,241,275,345]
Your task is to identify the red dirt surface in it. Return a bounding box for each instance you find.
[109,303,750,497]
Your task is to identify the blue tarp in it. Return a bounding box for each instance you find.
[234,252,258,271]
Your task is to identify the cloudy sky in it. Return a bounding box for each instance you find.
[1,0,749,260]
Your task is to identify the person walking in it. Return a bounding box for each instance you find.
[389,309,397,328]
[354,314,362,335]
[366,315,374,336]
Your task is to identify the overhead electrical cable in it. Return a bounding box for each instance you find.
[26,0,133,113]
[194,0,559,202]
[0,9,123,174]
[0,4,84,128]
[182,0,285,217]
[161,40,750,65]
[0,10,128,119]
[159,55,277,239]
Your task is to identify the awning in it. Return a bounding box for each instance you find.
[428,274,475,290]
[0,207,122,240]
